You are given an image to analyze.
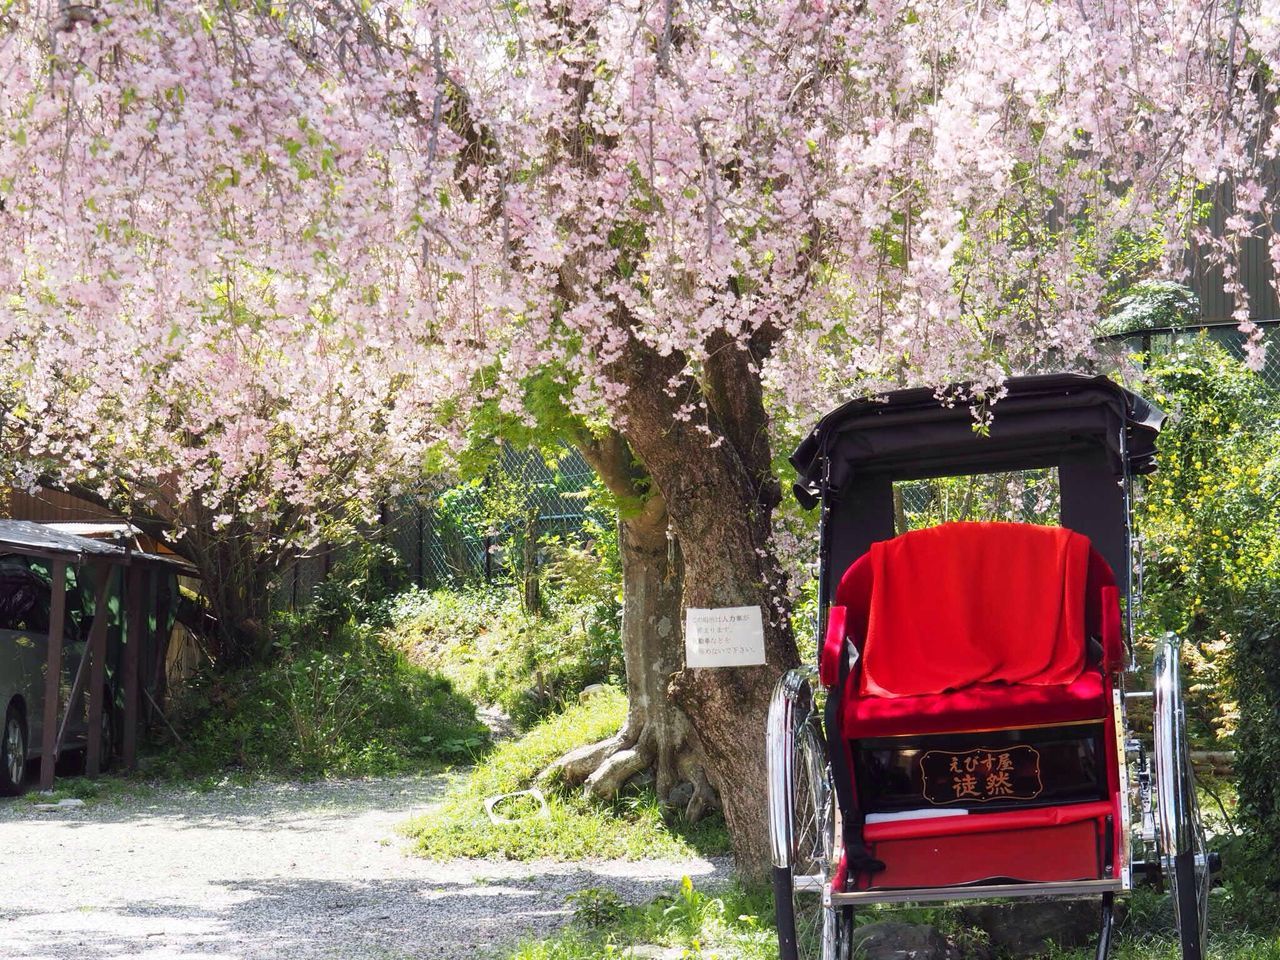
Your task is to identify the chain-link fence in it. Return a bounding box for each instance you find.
[1102,318,1280,391]
[276,444,601,609]
[404,444,600,589]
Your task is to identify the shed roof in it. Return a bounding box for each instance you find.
[0,520,197,573]
[45,521,143,540]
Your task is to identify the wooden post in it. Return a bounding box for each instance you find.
[85,562,114,777]
[148,571,173,717]
[38,559,69,791]
[54,635,90,758]
[122,565,144,771]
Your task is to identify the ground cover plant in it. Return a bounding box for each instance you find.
[503,878,776,960]
[499,879,1280,960]
[387,575,622,732]
[156,617,488,778]
[403,689,729,861]
[1050,886,1280,960]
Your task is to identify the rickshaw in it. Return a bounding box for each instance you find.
[769,374,1216,960]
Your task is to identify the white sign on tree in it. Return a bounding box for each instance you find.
[684,606,766,668]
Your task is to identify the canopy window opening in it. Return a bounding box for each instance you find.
[893,467,1062,535]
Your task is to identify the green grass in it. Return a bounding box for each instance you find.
[502,877,776,960]
[982,882,1280,960]
[402,689,730,861]
[154,624,489,779]
[495,880,1280,960]
[1049,929,1280,960]
[385,583,623,730]
[22,774,154,806]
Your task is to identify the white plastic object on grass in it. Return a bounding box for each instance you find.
[484,788,550,825]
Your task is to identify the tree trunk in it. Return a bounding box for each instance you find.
[544,494,717,818]
[544,430,716,817]
[657,465,794,881]
[605,332,798,882]
[186,526,276,668]
[520,508,542,614]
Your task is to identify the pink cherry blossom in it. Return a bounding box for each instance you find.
[0,0,1274,570]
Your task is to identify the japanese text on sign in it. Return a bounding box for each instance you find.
[919,745,1043,804]
[685,606,766,668]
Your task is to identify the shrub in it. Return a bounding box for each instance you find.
[1136,335,1280,744]
[302,539,410,630]
[566,888,626,928]
[160,620,488,777]
[387,576,622,729]
[1099,280,1201,335]
[1231,586,1280,891]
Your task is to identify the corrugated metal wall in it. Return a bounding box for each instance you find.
[1187,184,1280,322]
[3,486,118,524]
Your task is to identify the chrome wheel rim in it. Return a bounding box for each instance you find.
[791,722,834,959]
[5,716,24,784]
[1154,635,1210,960]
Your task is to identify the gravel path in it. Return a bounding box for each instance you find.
[0,776,731,960]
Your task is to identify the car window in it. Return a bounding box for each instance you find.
[0,556,51,633]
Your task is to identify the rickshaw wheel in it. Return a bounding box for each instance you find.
[1153,634,1210,960]
[779,719,850,959]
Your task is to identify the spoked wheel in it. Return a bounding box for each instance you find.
[1153,634,1210,960]
[767,669,850,960]
[784,717,832,958]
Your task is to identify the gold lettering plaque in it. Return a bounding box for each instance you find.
[920,744,1043,805]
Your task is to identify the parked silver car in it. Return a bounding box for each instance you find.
[0,555,112,794]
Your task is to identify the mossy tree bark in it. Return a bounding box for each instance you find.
[545,429,718,821]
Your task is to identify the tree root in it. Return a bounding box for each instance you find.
[538,731,629,784]
[540,719,719,822]
[683,765,718,824]
[584,744,653,798]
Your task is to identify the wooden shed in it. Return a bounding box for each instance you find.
[0,520,194,790]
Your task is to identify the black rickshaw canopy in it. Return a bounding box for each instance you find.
[790,374,1165,604]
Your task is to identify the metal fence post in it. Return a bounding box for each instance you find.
[417,502,426,587]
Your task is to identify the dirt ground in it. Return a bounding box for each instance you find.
[0,776,729,960]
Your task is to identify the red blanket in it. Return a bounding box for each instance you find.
[856,522,1089,698]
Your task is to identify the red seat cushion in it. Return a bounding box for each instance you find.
[843,668,1107,738]
[847,522,1092,698]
